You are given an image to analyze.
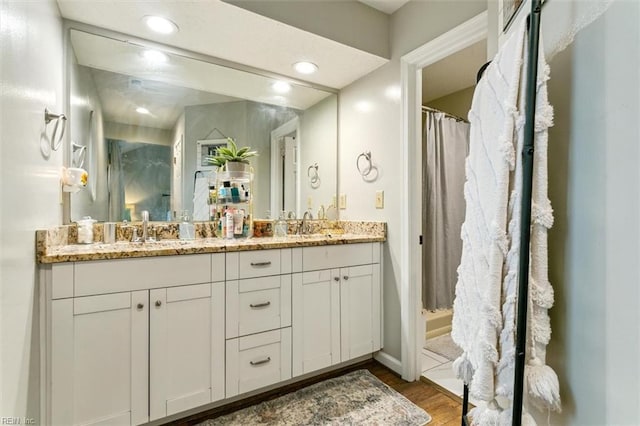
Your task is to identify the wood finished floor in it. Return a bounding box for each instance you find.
[174,360,463,426]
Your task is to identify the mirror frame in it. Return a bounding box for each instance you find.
[62,19,339,224]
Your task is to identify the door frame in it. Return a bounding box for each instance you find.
[270,117,300,216]
[399,11,487,381]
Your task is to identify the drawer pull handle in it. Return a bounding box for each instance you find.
[250,301,271,308]
[250,357,271,366]
[333,277,340,282]
[250,261,272,267]
[343,276,349,280]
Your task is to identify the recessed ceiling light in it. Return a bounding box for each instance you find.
[293,61,318,75]
[272,81,291,94]
[136,107,150,115]
[143,16,179,34]
[141,49,168,63]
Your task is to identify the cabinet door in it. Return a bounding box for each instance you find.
[292,269,340,376]
[149,282,225,420]
[51,291,148,426]
[340,264,381,361]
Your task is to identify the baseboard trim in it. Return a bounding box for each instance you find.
[374,351,402,375]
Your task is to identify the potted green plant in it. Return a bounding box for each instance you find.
[206,137,258,173]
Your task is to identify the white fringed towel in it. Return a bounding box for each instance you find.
[451,22,561,424]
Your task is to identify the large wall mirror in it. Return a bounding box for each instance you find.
[66,26,338,223]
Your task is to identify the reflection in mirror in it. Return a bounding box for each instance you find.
[67,28,338,223]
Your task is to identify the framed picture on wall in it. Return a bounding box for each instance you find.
[503,0,524,31]
[196,139,227,171]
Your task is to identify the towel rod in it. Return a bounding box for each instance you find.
[44,108,67,151]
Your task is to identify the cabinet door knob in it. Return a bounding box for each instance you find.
[249,357,271,366]
[250,301,271,308]
[136,303,144,310]
[333,276,340,282]
[343,276,349,280]
[155,300,162,307]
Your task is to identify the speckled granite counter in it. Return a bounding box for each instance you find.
[37,221,386,264]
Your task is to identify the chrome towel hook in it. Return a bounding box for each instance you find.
[44,108,67,151]
[307,163,320,188]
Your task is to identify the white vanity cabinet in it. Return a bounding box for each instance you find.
[41,241,383,425]
[41,254,225,426]
[292,243,382,376]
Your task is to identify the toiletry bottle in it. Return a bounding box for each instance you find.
[225,211,234,239]
[233,210,244,236]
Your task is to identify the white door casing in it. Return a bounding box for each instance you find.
[400,11,488,381]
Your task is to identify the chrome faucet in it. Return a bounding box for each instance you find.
[300,210,313,235]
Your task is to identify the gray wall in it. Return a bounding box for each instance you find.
[184,101,298,218]
[543,1,640,424]
[339,0,488,362]
[425,86,475,120]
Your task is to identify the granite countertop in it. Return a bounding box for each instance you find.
[37,221,386,264]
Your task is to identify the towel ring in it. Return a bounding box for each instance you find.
[357,151,373,176]
[44,108,67,151]
[307,163,320,188]
[72,142,87,168]
[356,151,379,182]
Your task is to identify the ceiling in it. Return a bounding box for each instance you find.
[358,0,410,14]
[57,0,389,90]
[422,38,487,103]
[71,29,333,130]
[89,68,239,130]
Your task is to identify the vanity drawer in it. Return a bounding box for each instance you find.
[226,275,292,338]
[225,328,292,397]
[74,254,219,296]
[238,249,281,279]
[302,243,374,272]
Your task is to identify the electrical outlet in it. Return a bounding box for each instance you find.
[339,193,347,209]
[375,190,384,209]
[307,196,313,209]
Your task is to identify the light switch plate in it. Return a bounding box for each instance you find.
[375,190,384,209]
[339,193,347,209]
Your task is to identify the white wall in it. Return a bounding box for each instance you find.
[543,1,640,424]
[69,62,107,222]
[299,95,338,216]
[339,0,487,361]
[0,0,64,420]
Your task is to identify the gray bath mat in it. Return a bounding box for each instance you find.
[425,333,463,362]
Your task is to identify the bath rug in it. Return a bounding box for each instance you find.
[425,333,463,362]
[196,369,432,425]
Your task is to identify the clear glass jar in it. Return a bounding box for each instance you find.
[77,216,96,244]
[274,210,288,238]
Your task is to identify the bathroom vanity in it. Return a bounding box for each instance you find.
[38,225,384,425]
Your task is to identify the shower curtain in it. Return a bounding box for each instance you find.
[107,140,125,221]
[422,111,470,311]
